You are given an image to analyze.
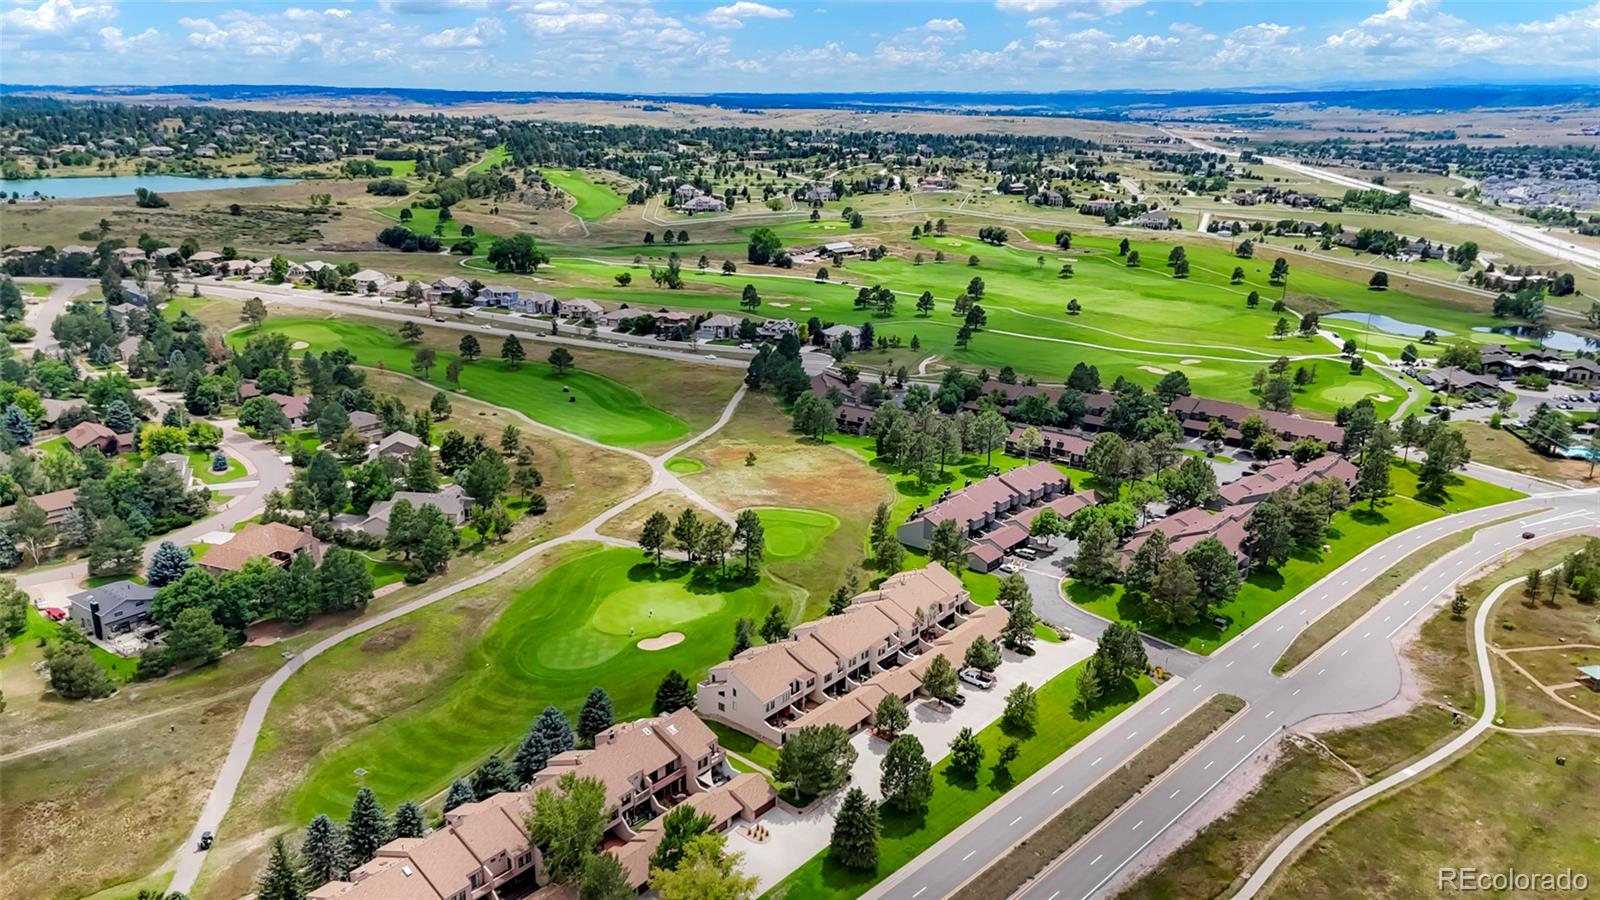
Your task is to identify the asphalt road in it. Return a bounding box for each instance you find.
[869,473,1599,900]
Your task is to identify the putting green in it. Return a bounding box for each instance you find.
[286,546,805,821]
[542,168,626,221]
[666,457,704,475]
[757,507,840,561]
[231,318,690,447]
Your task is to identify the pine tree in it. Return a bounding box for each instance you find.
[300,814,346,886]
[257,836,306,900]
[653,669,694,714]
[829,787,879,870]
[730,616,755,658]
[577,688,615,744]
[471,754,517,799]
[392,801,426,839]
[344,787,391,866]
[534,705,576,756]
[500,334,525,368]
[147,540,191,587]
[443,778,476,812]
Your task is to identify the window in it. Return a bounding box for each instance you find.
[469,873,482,888]
[717,702,725,712]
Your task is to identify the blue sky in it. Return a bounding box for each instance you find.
[2,0,1597,93]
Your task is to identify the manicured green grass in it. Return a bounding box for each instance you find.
[705,720,783,772]
[5,606,137,682]
[188,449,247,484]
[375,205,497,246]
[665,457,704,475]
[541,168,626,221]
[231,318,691,447]
[17,281,54,298]
[365,559,407,588]
[1389,459,1524,513]
[765,662,1155,899]
[1066,465,1522,653]
[756,507,840,562]
[468,145,510,174]
[288,546,806,821]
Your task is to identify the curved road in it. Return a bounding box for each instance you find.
[869,474,1598,900]
[166,385,749,894]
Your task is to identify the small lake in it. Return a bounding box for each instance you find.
[1472,325,1600,353]
[0,174,301,200]
[1323,312,1449,339]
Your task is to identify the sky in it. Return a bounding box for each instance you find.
[1,0,1598,94]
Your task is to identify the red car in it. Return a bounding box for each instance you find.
[42,607,66,621]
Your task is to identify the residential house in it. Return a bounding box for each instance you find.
[895,462,1074,570]
[68,580,157,641]
[755,318,797,341]
[1007,425,1092,466]
[157,452,196,489]
[673,184,703,202]
[1168,396,1345,451]
[219,259,254,277]
[802,184,837,202]
[835,403,876,435]
[369,430,424,463]
[818,324,859,349]
[695,314,742,342]
[1213,455,1357,508]
[506,290,559,315]
[63,421,126,455]
[1427,366,1503,397]
[25,487,78,526]
[1079,198,1116,216]
[350,269,391,292]
[558,298,604,321]
[113,247,148,267]
[428,276,474,304]
[1133,211,1177,230]
[120,284,149,307]
[268,394,310,428]
[38,398,86,428]
[199,522,327,575]
[473,284,520,307]
[334,485,472,538]
[348,410,382,440]
[678,195,727,213]
[698,564,1001,744]
[1121,503,1256,570]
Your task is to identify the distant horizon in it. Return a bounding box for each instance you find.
[7,80,1599,118]
[2,1,1597,94]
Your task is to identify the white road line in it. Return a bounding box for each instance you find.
[964,850,976,861]
[1384,615,1392,622]
[1160,706,1171,715]
[1225,660,1235,668]
[1340,649,1350,657]
[1132,819,1144,831]
[1052,783,1065,795]
[1204,759,1215,770]
[913,888,927,898]
[1126,731,1139,741]
[1292,688,1301,696]
[1235,734,1246,743]
[1091,756,1103,766]
[1091,854,1103,866]
[1316,668,1326,676]
[1010,815,1023,827]
[1048,892,1060,900]
[1169,789,1181,799]
[1250,641,1260,649]
[1362,631,1372,639]
[1265,709,1276,720]
[1275,624,1284,632]
[1192,683,1202,692]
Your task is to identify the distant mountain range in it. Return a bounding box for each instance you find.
[4,82,1598,118]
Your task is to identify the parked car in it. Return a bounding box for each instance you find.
[959,668,996,690]
[999,562,1020,574]
[198,831,214,850]
[947,691,966,707]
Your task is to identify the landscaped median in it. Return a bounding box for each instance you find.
[953,693,1246,900]
[761,661,1155,899]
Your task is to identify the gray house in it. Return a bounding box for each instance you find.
[69,581,157,640]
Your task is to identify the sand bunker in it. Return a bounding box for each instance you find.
[1181,358,1202,365]
[1373,394,1394,402]
[292,341,311,350]
[637,632,685,651]
[1138,365,1168,375]
[769,301,791,308]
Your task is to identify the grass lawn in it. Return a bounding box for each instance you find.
[468,145,510,174]
[17,281,55,297]
[287,545,806,821]
[665,457,704,475]
[705,720,783,772]
[765,662,1156,899]
[541,168,626,221]
[231,318,693,447]
[374,205,498,246]
[6,605,137,682]
[756,507,840,562]
[188,449,248,484]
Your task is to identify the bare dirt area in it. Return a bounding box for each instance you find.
[596,491,719,542]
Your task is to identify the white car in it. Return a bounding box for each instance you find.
[704,353,718,360]
[959,668,996,690]
[481,323,494,330]
[999,562,1020,574]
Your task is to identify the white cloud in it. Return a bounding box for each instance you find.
[704,1,792,29]
[925,17,965,34]
[420,16,505,48]
[1,0,114,35]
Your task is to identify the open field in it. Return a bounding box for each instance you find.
[1458,423,1597,486]
[541,168,626,221]
[231,316,714,448]
[1068,464,1522,654]
[766,663,1156,899]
